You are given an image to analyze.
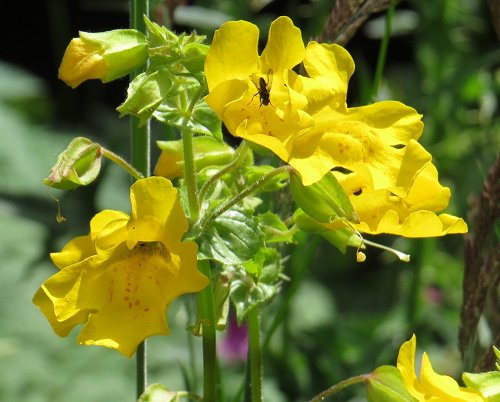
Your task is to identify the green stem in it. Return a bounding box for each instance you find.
[307,374,369,402]
[197,261,217,402]
[198,141,249,203]
[130,0,149,399]
[370,0,397,101]
[101,148,144,180]
[198,165,291,234]
[182,87,205,222]
[248,308,263,402]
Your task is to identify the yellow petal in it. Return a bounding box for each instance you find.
[50,235,95,269]
[397,335,426,399]
[76,241,206,357]
[344,101,424,146]
[205,21,260,91]
[33,287,88,337]
[127,177,188,248]
[58,38,107,88]
[204,79,249,130]
[420,353,484,402]
[260,16,305,76]
[303,42,354,99]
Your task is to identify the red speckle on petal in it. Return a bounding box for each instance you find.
[135,300,140,306]
[144,308,150,312]
[128,302,132,308]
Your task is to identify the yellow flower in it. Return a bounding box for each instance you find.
[205,17,424,187]
[33,177,207,357]
[330,141,467,237]
[59,30,148,88]
[397,335,485,401]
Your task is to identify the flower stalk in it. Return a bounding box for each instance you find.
[248,307,263,402]
[129,0,150,398]
[197,261,217,402]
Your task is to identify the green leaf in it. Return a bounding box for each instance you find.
[198,209,264,265]
[258,212,295,244]
[227,247,282,323]
[463,371,500,401]
[366,366,415,402]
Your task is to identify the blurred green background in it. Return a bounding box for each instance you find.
[0,0,498,401]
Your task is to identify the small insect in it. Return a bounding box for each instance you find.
[249,71,273,107]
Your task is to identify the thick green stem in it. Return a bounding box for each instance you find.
[129,0,149,399]
[197,261,217,402]
[370,0,397,101]
[307,374,369,402]
[198,165,291,234]
[248,308,263,402]
[182,87,205,222]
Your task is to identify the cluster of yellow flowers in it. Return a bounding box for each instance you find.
[204,16,467,238]
[35,16,470,365]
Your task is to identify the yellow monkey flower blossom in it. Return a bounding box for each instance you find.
[59,30,148,88]
[205,16,424,187]
[331,141,468,237]
[33,177,207,357]
[397,335,486,401]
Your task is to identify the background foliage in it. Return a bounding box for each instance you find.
[0,0,498,401]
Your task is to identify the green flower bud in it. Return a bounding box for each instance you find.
[59,29,148,88]
[154,137,234,179]
[43,137,103,190]
[290,169,359,224]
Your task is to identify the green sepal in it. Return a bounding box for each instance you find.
[79,30,148,82]
[227,247,282,324]
[138,383,179,402]
[462,371,500,401]
[43,137,102,190]
[293,209,363,253]
[198,208,264,265]
[258,212,295,244]
[155,136,234,179]
[154,92,222,139]
[366,365,415,402]
[290,169,359,224]
[495,346,500,371]
[116,69,173,125]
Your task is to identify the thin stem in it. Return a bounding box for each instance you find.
[197,261,217,402]
[370,0,397,101]
[101,148,144,180]
[182,86,205,222]
[198,141,249,203]
[248,308,263,402]
[198,165,291,234]
[307,374,369,402]
[130,0,149,399]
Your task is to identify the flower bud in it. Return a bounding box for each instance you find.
[154,137,234,179]
[43,137,102,189]
[59,30,148,88]
[290,169,358,224]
